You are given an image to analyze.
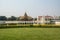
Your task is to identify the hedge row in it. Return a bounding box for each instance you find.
[0,24,60,28]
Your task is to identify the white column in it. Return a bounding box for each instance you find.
[37,16,39,24]
[41,16,45,24]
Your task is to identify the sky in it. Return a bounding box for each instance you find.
[0,0,60,17]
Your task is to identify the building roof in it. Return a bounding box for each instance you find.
[19,16,32,19]
[38,16,53,19]
[18,12,33,21]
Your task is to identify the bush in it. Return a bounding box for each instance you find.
[0,24,60,28]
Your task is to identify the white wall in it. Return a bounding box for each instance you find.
[5,21,34,24]
[0,21,5,24]
[55,22,60,25]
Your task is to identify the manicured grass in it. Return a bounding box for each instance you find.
[0,28,60,40]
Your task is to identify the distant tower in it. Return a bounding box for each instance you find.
[24,12,28,17]
[24,12,28,21]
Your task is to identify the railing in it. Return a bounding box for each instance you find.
[0,21,34,24]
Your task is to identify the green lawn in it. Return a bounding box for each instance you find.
[0,28,60,40]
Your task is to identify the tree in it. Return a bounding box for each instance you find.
[33,18,37,21]
[59,16,60,20]
[8,16,17,21]
[0,16,7,21]
[17,17,20,21]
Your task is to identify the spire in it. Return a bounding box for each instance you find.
[24,12,28,17]
[24,12,28,21]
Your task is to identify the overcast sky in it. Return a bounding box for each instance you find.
[0,0,60,17]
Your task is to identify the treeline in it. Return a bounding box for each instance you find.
[0,16,17,21]
[0,16,37,21]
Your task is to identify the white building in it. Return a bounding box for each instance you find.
[37,16,54,24]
